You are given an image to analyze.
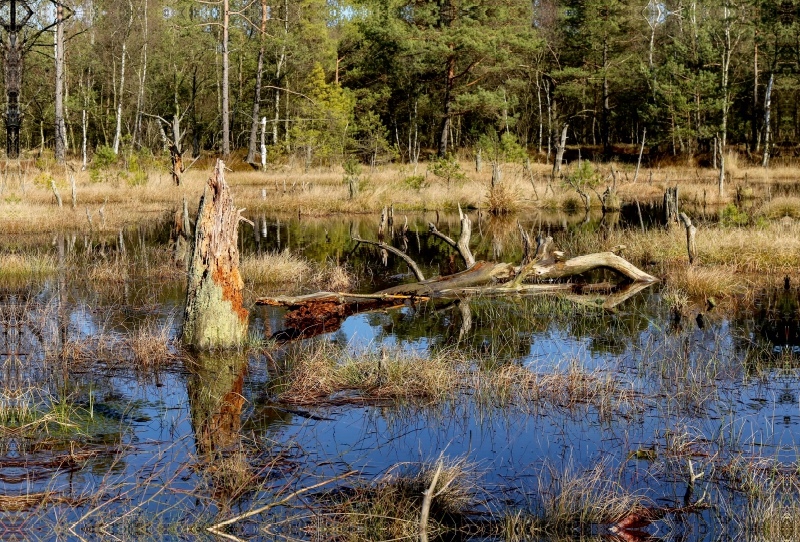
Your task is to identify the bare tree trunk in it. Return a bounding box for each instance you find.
[221,0,231,156]
[411,97,419,173]
[246,0,268,164]
[54,2,66,163]
[752,36,759,151]
[536,72,543,154]
[602,38,610,155]
[545,79,552,163]
[762,73,773,168]
[133,0,148,147]
[552,123,568,179]
[272,55,283,146]
[274,0,287,147]
[438,55,456,157]
[112,8,130,156]
[717,137,725,197]
[679,213,697,264]
[632,127,646,183]
[182,160,249,349]
[113,40,128,154]
[260,116,267,170]
[81,109,87,169]
[720,2,731,150]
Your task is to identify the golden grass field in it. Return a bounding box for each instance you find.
[2,153,798,231]
[1,154,798,300]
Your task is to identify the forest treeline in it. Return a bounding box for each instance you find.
[10,0,800,167]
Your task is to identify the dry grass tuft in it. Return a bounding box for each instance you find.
[487,182,522,215]
[0,252,57,281]
[127,319,177,366]
[241,250,312,287]
[486,362,636,414]
[665,265,748,298]
[328,456,479,541]
[757,196,800,219]
[506,460,648,536]
[241,251,355,293]
[311,260,356,291]
[277,343,458,405]
[206,451,255,499]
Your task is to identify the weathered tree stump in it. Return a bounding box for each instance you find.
[679,212,697,264]
[664,186,679,225]
[182,160,249,349]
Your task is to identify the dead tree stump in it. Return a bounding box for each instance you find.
[182,159,249,349]
[679,212,697,265]
[664,186,679,225]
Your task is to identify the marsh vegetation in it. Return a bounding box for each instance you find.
[0,155,798,542]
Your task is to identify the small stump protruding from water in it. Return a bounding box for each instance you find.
[182,159,248,349]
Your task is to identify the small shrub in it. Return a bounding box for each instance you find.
[562,196,581,213]
[125,152,149,187]
[402,175,426,190]
[430,154,467,187]
[564,160,601,192]
[343,156,362,198]
[32,172,54,188]
[719,203,749,227]
[89,146,119,183]
[343,155,362,177]
[93,145,117,169]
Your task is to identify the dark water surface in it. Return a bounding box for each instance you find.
[0,210,798,541]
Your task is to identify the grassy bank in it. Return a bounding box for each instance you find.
[2,158,800,233]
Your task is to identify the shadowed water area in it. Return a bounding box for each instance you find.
[0,209,798,541]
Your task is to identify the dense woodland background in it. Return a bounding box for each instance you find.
[7,0,800,168]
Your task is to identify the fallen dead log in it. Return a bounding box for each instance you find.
[257,209,658,340]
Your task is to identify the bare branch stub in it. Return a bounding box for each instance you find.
[518,220,533,266]
[352,235,426,282]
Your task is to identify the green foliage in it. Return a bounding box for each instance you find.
[565,160,602,191]
[355,110,397,166]
[33,172,54,188]
[343,156,362,177]
[124,152,149,187]
[94,146,117,169]
[477,129,527,164]
[292,63,355,167]
[89,146,119,184]
[719,203,750,227]
[430,155,468,187]
[402,175,427,190]
[8,0,794,166]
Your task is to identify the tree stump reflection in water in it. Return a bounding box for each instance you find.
[187,353,247,457]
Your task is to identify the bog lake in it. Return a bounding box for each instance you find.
[1,207,797,541]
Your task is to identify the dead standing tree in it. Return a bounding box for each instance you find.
[259,207,658,338]
[146,107,198,186]
[182,160,252,349]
